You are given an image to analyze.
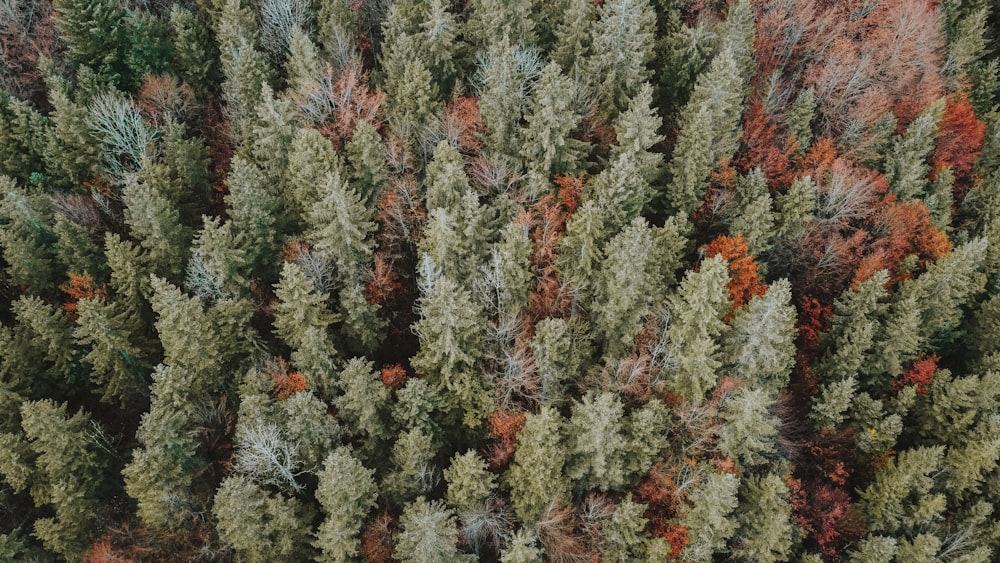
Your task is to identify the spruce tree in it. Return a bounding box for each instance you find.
[505,406,570,522]
[315,448,379,563]
[213,475,316,562]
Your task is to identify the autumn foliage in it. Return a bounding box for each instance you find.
[703,234,767,312]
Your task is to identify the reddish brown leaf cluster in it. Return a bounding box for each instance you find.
[379,364,409,391]
[137,75,197,126]
[789,478,865,561]
[361,511,400,563]
[61,272,108,321]
[735,102,797,191]
[893,355,938,396]
[266,358,309,400]
[703,234,767,313]
[852,196,952,287]
[484,408,527,471]
[307,62,386,150]
[933,95,986,186]
[523,175,583,324]
[443,96,484,153]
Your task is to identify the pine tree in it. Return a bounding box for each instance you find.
[603,495,670,562]
[860,446,946,534]
[721,279,797,393]
[220,39,271,145]
[383,428,440,503]
[286,127,342,225]
[773,175,818,244]
[732,473,795,562]
[213,475,316,562]
[474,34,541,158]
[305,170,376,284]
[18,400,109,561]
[0,94,49,182]
[315,447,379,563]
[170,5,220,96]
[53,0,130,85]
[718,386,780,468]
[122,169,192,280]
[444,450,496,513]
[346,120,389,205]
[550,0,595,72]
[530,318,590,407]
[519,62,586,199]
[465,0,536,51]
[728,168,775,257]
[663,256,731,403]
[74,295,151,404]
[335,358,393,446]
[505,406,570,522]
[593,217,664,358]
[565,392,628,491]
[677,470,740,563]
[787,87,817,152]
[44,88,102,189]
[411,270,491,427]
[0,183,62,294]
[224,155,282,277]
[885,98,945,201]
[585,0,656,114]
[273,261,336,352]
[394,497,472,563]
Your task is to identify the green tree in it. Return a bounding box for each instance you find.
[224,155,282,278]
[662,256,731,403]
[585,0,656,114]
[170,5,220,96]
[17,400,109,561]
[122,168,192,280]
[0,94,48,182]
[884,99,944,201]
[395,497,472,563]
[44,88,102,189]
[677,470,740,563]
[474,34,541,157]
[718,386,780,468]
[602,495,670,562]
[860,446,946,534]
[273,261,335,352]
[721,279,797,393]
[286,126,343,223]
[444,450,496,513]
[519,62,587,199]
[213,474,316,562]
[305,170,376,284]
[505,406,570,522]
[529,318,591,407]
[787,87,817,152]
[732,473,795,563]
[315,447,379,563]
[53,0,130,85]
[411,270,492,427]
[0,183,61,294]
[346,120,389,205]
[565,392,627,491]
[74,295,152,404]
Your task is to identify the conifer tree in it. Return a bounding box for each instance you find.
[0,94,48,182]
[677,470,740,563]
[384,427,440,503]
[860,446,946,534]
[17,400,109,561]
[346,120,389,205]
[505,406,570,522]
[519,62,586,199]
[287,126,343,222]
[663,256,731,403]
[551,0,595,72]
[394,497,472,563]
[663,0,755,215]
[787,87,817,152]
[718,386,780,468]
[53,0,130,85]
[886,99,945,201]
[0,183,61,293]
[44,88,102,189]
[335,358,393,446]
[475,35,541,158]
[411,269,491,427]
[315,447,379,563]
[122,169,192,280]
[444,450,496,513]
[773,175,818,244]
[213,475,316,562]
[305,170,376,284]
[220,40,271,145]
[585,0,656,114]
[721,279,797,393]
[593,217,663,358]
[728,168,775,257]
[224,155,282,277]
[603,495,670,562]
[273,261,336,352]
[74,295,151,404]
[732,473,795,562]
[170,5,220,96]
[565,392,628,491]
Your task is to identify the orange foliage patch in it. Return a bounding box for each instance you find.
[280,240,310,263]
[380,364,408,391]
[852,196,952,287]
[893,355,938,396]
[266,358,309,400]
[61,272,108,321]
[933,95,985,184]
[703,234,767,312]
[443,96,484,153]
[736,102,797,190]
[789,478,865,560]
[523,175,583,324]
[798,295,833,353]
[366,254,405,307]
[361,511,400,563]
[485,409,527,471]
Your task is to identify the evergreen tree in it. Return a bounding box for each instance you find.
[586,0,657,113]
[17,400,109,560]
[0,94,48,182]
[565,392,628,491]
[860,446,946,534]
[519,62,587,199]
[787,87,817,152]
[74,295,151,404]
[213,474,316,562]
[444,450,496,513]
[169,5,220,96]
[315,447,379,563]
[346,120,389,205]
[224,155,282,277]
[53,0,130,85]
[273,261,336,353]
[663,256,731,403]
[0,183,61,294]
[721,279,797,393]
[718,386,780,468]
[394,497,472,563]
[474,35,541,158]
[287,126,343,222]
[305,170,376,284]
[732,473,795,562]
[728,168,775,257]
[505,406,570,522]
[122,169,192,280]
[551,0,595,72]
[885,99,945,201]
[603,495,670,562]
[530,318,590,407]
[677,470,740,563]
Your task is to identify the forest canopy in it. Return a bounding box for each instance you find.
[1,0,1000,561]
